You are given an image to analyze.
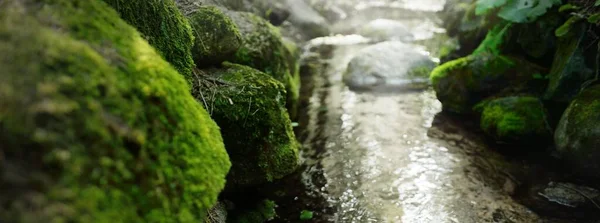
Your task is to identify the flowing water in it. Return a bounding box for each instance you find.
[270,1,600,222]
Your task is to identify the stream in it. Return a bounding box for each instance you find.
[266,0,600,222]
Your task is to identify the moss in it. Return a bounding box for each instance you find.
[477,96,551,144]
[227,200,276,223]
[194,63,299,189]
[473,23,513,56]
[102,0,195,80]
[187,6,243,67]
[0,1,230,222]
[430,53,546,113]
[282,38,301,120]
[300,210,314,221]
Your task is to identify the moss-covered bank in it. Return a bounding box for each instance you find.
[0,0,230,222]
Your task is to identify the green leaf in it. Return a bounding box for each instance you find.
[555,16,583,37]
[498,0,562,23]
[596,0,600,6]
[588,13,600,23]
[476,0,508,15]
[558,4,579,12]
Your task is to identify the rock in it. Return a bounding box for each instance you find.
[516,11,562,60]
[194,63,299,189]
[103,0,195,80]
[205,202,228,223]
[430,53,546,113]
[344,41,436,90]
[0,0,231,222]
[185,5,243,67]
[439,1,493,60]
[475,96,552,144]
[555,84,600,179]
[282,38,301,120]
[357,19,414,42]
[227,200,276,223]
[228,11,298,112]
[539,182,600,208]
[285,0,330,39]
[544,22,595,103]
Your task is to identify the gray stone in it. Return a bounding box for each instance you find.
[539,182,600,208]
[343,41,435,90]
[357,19,414,42]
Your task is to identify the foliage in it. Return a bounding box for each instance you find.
[300,210,314,221]
[476,0,562,23]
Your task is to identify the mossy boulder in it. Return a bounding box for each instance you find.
[544,22,595,103]
[475,96,552,144]
[194,63,299,189]
[182,5,243,67]
[430,53,546,113]
[0,0,230,222]
[555,85,600,179]
[282,38,301,120]
[103,0,195,80]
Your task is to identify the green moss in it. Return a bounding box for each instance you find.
[430,53,545,113]
[0,1,230,222]
[300,210,314,221]
[228,200,276,223]
[187,6,243,67]
[194,63,299,189]
[478,96,551,144]
[102,0,195,80]
[282,38,301,120]
[473,23,513,56]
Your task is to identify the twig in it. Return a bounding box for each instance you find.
[559,184,600,211]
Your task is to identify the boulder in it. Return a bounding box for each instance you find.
[357,19,414,42]
[344,41,435,90]
[185,5,243,67]
[555,84,600,179]
[544,22,595,103]
[285,0,330,39]
[103,0,195,80]
[194,63,299,189]
[475,96,552,144]
[0,0,230,222]
[430,53,546,113]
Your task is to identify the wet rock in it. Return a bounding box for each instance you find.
[555,84,600,179]
[227,200,276,223]
[0,0,230,221]
[104,0,195,79]
[357,19,414,42]
[183,6,243,67]
[516,11,562,60]
[344,41,436,90]
[227,11,298,112]
[475,96,552,144]
[430,53,546,113]
[285,0,330,39]
[194,63,299,190]
[544,22,595,103]
[539,182,600,208]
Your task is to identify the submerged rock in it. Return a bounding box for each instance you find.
[430,53,546,113]
[475,96,551,144]
[194,63,299,189]
[103,0,195,80]
[185,5,243,67]
[344,41,435,90]
[544,22,595,103]
[555,84,600,179]
[357,19,414,42]
[0,0,230,222]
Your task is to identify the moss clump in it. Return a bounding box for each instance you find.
[0,1,230,222]
[187,6,243,67]
[228,11,292,86]
[103,0,195,80]
[300,210,314,221]
[430,53,546,113]
[476,96,551,144]
[194,63,299,189]
[227,200,276,223]
[555,85,600,179]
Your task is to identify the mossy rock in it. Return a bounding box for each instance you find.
[227,200,276,223]
[430,53,546,114]
[475,96,552,144]
[102,0,195,81]
[282,38,301,120]
[186,5,243,67]
[0,1,230,222]
[555,85,600,179]
[194,63,299,189]
[544,21,595,103]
